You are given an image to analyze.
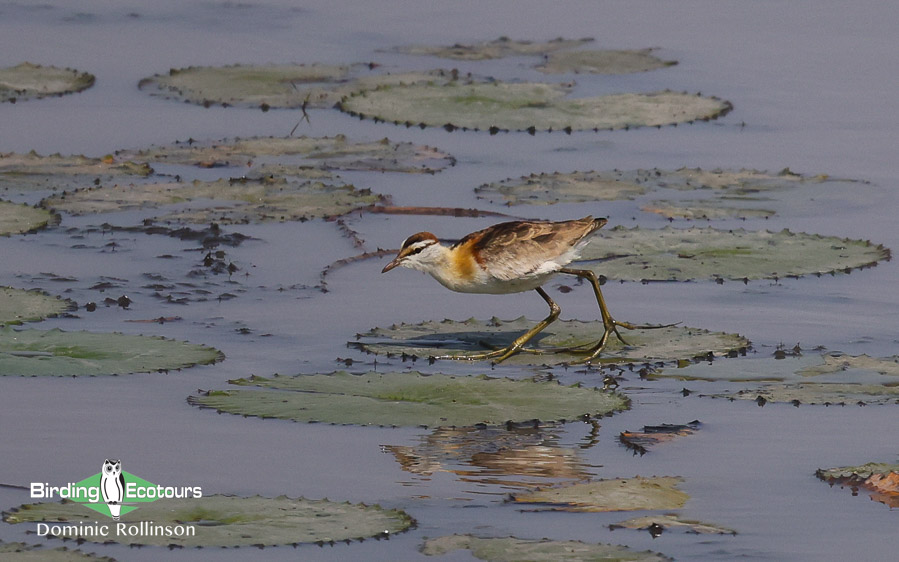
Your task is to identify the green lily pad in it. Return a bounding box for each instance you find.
[0,201,58,235]
[189,371,628,427]
[654,355,820,382]
[385,36,595,60]
[576,226,890,282]
[0,151,152,194]
[640,200,776,220]
[42,176,384,224]
[115,135,454,174]
[0,287,74,326]
[536,49,677,75]
[610,514,736,535]
[420,535,670,562]
[798,354,899,379]
[474,168,853,206]
[511,476,689,512]
[717,383,899,406]
[0,541,115,561]
[2,495,412,547]
[338,82,732,132]
[354,317,749,365]
[0,63,95,103]
[138,63,454,110]
[0,327,222,376]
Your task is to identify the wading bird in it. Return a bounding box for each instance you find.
[381,216,653,363]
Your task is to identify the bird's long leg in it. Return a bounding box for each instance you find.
[558,267,674,363]
[435,287,560,364]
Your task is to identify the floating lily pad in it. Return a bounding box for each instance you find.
[3,495,412,547]
[610,514,736,535]
[0,287,74,326]
[639,200,776,220]
[654,355,820,382]
[0,541,115,561]
[420,535,670,562]
[385,36,594,60]
[42,176,384,224]
[139,64,454,110]
[0,201,57,234]
[798,354,899,379]
[816,463,899,508]
[536,49,677,75]
[619,421,701,455]
[338,82,732,132]
[189,371,628,427]
[0,63,95,103]
[717,383,899,406]
[115,135,454,174]
[474,168,850,206]
[511,476,688,512]
[576,226,890,282]
[0,327,222,376]
[0,151,152,194]
[354,317,748,365]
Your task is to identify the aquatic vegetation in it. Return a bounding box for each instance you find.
[816,463,899,508]
[0,62,94,103]
[339,82,731,132]
[420,535,671,561]
[384,36,595,60]
[0,287,73,326]
[354,317,749,365]
[510,476,689,512]
[0,151,151,194]
[3,495,413,547]
[115,135,455,174]
[0,541,115,561]
[639,200,776,220]
[189,371,628,427]
[619,421,701,455]
[610,514,736,535]
[0,201,58,235]
[0,327,222,376]
[576,226,890,282]
[536,48,677,75]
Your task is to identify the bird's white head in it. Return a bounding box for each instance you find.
[381,232,445,274]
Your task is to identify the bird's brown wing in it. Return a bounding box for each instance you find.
[455,216,603,281]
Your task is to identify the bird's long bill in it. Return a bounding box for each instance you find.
[381,255,402,273]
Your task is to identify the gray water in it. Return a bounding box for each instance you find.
[1,1,898,560]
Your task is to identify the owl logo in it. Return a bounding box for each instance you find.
[100,459,125,520]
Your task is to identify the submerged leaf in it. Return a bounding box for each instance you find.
[511,476,688,512]
[0,287,73,326]
[0,63,94,102]
[619,421,701,455]
[385,37,595,60]
[717,383,899,406]
[3,495,412,547]
[0,327,222,376]
[339,82,732,132]
[798,354,899,379]
[189,371,628,427]
[640,200,776,220]
[577,226,890,282]
[420,535,670,561]
[610,514,736,535]
[355,317,748,365]
[536,49,677,75]
[115,135,454,174]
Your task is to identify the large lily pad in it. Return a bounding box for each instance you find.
[0,327,222,376]
[536,49,677,75]
[0,201,57,235]
[354,317,748,365]
[41,176,384,224]
[610,514,736,535]
[510,476,688,512]
[816,463,899,508]
[0,541,115,561]
[385,36,595,60]
[474,168,853,206]
[338,82,732,132]
[0,287,73,326]
[639,200,776,220]
[420,535,670,562]
[3,495,413,547]
[189,371,628,427]
[0,63,95,103]
[576,226,890,282]
[0,151,152,194]
[139,64,455,110]
[115,135,454,174]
